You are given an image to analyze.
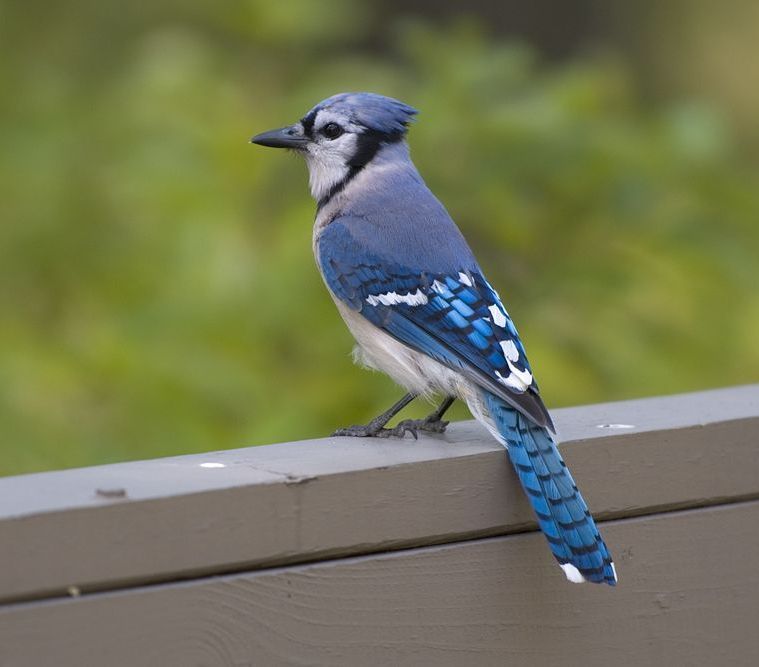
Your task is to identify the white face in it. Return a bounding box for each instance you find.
[298,110,363,202]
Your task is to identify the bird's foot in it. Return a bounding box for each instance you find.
[393,417,449,439]
[332,417,449,440]
[331,423,419,439]
[331,395,451,440]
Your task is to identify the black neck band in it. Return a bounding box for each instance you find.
[317,130,404,211]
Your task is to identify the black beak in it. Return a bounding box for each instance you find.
[249,125,308,149]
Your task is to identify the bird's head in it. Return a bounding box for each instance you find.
[251,92,417,205]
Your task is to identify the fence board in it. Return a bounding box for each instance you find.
[0,385,758,604]
[1,501,758,667]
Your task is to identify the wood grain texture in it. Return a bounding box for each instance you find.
[0,384,758,603]
[2,501,758,667]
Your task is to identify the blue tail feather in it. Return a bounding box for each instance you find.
[484,391,617,585]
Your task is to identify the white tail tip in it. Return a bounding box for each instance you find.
[560,563,587,583]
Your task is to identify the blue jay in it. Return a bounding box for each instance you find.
[251,93,617,586]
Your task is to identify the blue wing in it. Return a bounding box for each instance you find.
[319,216,618,584]
[318,217,554,431]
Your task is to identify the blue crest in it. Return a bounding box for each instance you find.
[304,92,418,136]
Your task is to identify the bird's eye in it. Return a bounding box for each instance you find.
[321,122,344,140]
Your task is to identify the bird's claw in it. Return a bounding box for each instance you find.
[393,418,449,437]
[386,423,419,440]
[331,424,417,439]
[331,425,381,438]
[331,418,448,440]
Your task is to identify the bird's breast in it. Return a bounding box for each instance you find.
[333,300,468,400]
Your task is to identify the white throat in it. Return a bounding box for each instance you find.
[306,135,357,201]
[304,152,351,202]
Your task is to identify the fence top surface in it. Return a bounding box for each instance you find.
[0,383,757,604]
[1,383,757,519]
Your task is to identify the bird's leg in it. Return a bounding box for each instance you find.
[331,393,418,438]
[389,395,456,438]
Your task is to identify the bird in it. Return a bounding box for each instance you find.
[251,92,617,586]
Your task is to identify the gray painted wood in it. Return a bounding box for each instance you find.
[1,501,758,667]
[1,384,758,603]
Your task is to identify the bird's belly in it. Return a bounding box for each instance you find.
[335,301,465,399]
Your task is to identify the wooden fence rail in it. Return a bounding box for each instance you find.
[1,385,758,666]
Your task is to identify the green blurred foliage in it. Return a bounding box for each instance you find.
[1,2,758,475]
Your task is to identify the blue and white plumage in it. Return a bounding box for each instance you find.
[251,92,617,586]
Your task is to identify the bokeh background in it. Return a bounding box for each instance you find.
[2,0,758,475]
